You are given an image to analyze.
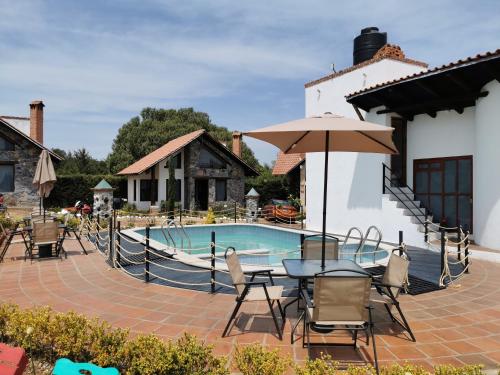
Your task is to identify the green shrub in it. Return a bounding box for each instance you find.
[234,344,291,375]
[45,174,127,208]
[0,213,15,230]
[295,354,338,375]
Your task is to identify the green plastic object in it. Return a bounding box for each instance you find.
[52,358,119,375]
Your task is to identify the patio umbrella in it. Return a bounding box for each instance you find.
[245,113,398,268]
[33,150,57,219]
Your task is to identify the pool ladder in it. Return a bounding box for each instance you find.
[341,226,382,263]
[160,219,192,253]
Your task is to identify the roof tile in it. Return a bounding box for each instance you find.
[117,130,204,175]
[272,152,304,175]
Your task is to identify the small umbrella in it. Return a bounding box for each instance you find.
[33,150,57,219]
[245,113,397,268]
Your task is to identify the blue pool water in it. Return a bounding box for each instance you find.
[135,224,387,266]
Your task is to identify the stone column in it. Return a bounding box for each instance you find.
[245,188,260,223]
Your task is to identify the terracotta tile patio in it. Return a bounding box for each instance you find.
[1,240,499,370]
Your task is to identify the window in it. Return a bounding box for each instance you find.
[215,179,227,201]
[0,164,14,192]
[164,153,182,169]
[133,180,137,201]
[140,179,158,201]
[166,179,182,201]
[197,147,226,169]
[0,136,14,151]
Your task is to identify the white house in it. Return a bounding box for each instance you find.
[304,27,500,250]
[117,130,258,211]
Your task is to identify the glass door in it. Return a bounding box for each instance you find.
[414,156,472,231]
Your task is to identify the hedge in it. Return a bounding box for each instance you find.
[0,304,489,375]
[44,174,127,209]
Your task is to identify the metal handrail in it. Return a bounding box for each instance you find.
[177,222,192,251]
[382,163,427,219]
[340,227,363,256]
[358,225,383,263]
[160,219,176,249]
[382,163,420,196]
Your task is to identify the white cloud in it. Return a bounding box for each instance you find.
[0,0,499,161]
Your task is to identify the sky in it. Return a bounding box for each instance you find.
[1,0,499,165]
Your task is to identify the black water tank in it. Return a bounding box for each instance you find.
[353,27,387,65]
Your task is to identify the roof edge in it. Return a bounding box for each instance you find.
[0,118,63,161]
[304,56,428,89]
[346,48,500,100]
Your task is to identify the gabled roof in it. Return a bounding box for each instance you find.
[117,129,258,176]
[272,152,305,175]
[0,117,62,161]
[304,44,427,89]
[346,49,500,120]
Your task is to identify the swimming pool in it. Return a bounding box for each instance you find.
[132,224,389,269]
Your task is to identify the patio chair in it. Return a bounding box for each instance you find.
[370,252,415,341]
[303,269,378,373]
[0,222,28,262]
[222,247,285,339]
[26,221,62,261]
[302,234,339,260]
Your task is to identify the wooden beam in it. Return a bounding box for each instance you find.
[376,91,489,115]
[414,80,441,97]
[484,63,500,83]
[352,105,365,121]
[445,73,472,91]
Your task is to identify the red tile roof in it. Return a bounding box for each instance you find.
[117,130,204,175]
[347,48,500,98]
[272,152,304,175]
[304,44,427,89]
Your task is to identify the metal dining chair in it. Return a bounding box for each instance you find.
[370,252,415,341]
[222,247,285,339]
[303,269,379,373]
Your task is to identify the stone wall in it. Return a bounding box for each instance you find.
[0,126,45,207]
[184,136,246,210]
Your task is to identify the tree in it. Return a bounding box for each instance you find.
[52,148,108,175]
[245,164,290,205]
[107,107,260,173]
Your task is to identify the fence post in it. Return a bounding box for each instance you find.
[457,226,462,261]
[382,164,386,194]
[465,230,470,273]
[300,233,305,258]
[398,230,404,257]
[440,229,446,280]
[211,231,215,293]
[234,201,237,223]
[179,208,182,224]
[300,206,304,230]
[424,220,429,243]
[108,216,114,267]
[145,225,150,283]
[116,221,121,265]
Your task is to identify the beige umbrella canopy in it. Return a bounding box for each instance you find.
[245,113,398,267]
[33,150,57,215]
[245,113,398,154]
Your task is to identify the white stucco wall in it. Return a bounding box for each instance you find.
[406,108,475,188]
[305,59,426,245]
[126,151,185,211]
[474,81,500,249]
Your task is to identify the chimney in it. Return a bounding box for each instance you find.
[232,131,242,158]
[30,100,44,144]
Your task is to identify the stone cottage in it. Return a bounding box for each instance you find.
[0,101,62,207]
[117,130,258,211]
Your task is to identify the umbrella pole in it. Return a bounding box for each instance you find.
[321,130,330,268]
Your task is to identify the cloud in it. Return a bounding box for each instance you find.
[0,0,499,162]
